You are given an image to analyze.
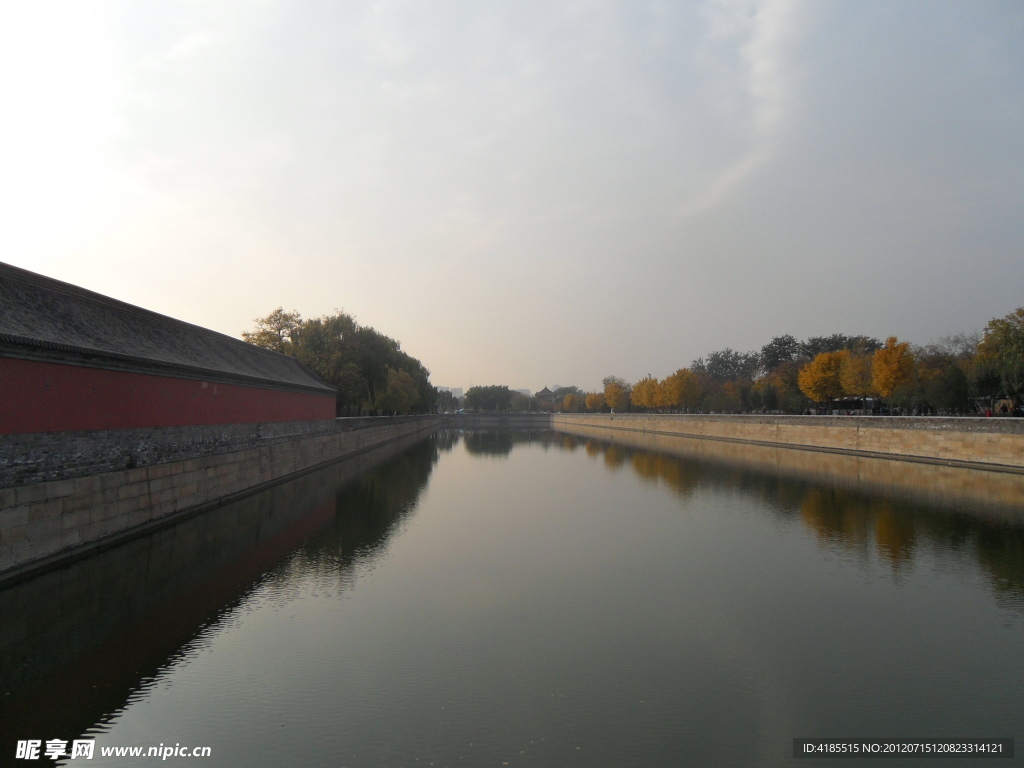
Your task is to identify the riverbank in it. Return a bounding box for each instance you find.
[0,415,440,581]
[551,413,1024,472]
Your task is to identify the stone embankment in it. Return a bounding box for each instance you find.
[551,413,1024,472]
[0,415,439,580]
[445,413,551,429]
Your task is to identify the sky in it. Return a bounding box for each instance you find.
[2,0,1022,393]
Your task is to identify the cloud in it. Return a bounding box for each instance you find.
[166,30,217,61]
[680,0,801,216]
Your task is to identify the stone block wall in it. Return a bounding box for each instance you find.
[552,414,1024,471]
[0,429,430,706]
[554,420,1024,522]
[0,416,439,578]
[444,413,552,429]
[0,416,427,487]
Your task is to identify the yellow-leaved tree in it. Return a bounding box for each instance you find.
[872,337,915,402]
[630,377,659,409]
[563,393,580,412]
[798,351,847,412]
[585,392,605,411]
[604,381,630,412]
[840,351,876,406]
[662,369,703,412]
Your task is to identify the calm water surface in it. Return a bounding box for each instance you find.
[2,430,1022,767]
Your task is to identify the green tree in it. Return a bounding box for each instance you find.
[376,367,419,414]
[759,334,800,373]
[977,307,1024,400]
[243,308,434,415]
[464,385,514,412]
[436,389,458,412]
[241,308,303,354]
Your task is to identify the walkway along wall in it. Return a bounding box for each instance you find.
[0,416,439,581]
[551,414,1024,473]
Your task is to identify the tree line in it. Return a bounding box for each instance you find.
[462,384,587,413]
[242,308,434,415]
[590,306,1023,416]
[463,306,1022,416]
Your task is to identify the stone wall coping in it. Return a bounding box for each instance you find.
[553,413,1024,435]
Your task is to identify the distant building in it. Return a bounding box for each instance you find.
[536,387,553,401]
[437,386,463,400]
[0,263,337,434]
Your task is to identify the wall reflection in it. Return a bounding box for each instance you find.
[0,431,450,750]
[553,428,1024,611]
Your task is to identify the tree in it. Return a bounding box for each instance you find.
[872,337,915,402]
[243,308,434,414]
[510,392,531,411]
[923,364,970,414]
[553,385,584,403]
[840,351,875,404]
[585,392,605,411]
[630,377,660,410]
[698,349,759,382]
[798,351,847,412]
[751,377,780,411]
[977,307,1024,400]
[376,367,419,414]
[603,377,631,411]
[801,334,852,359]
[760,334,800,373]
[653,378,672,409]
[800,334,880,359]
[463,385,514,412]
[661,368,703,412]
[436,389,458,412]
[242,308,303,354]
[563,393,580,412]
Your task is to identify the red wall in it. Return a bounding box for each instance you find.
[1,357,336,434]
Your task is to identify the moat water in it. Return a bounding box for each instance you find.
[2,430,1022,767]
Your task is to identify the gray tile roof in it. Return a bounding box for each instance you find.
[0,262,335,396]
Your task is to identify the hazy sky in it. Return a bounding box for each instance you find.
[3,1,1022,392]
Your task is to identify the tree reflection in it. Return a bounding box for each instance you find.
[603,445,628,470]
[553,429,1024,609]
[461,429,549,457]
[873,504,917,569]
[799,489,873,555]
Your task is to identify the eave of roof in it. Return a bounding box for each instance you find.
[0,262,336,396]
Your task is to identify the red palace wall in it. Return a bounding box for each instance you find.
[1,357,336,434]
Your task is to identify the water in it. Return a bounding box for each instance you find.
[2,429,1022,767]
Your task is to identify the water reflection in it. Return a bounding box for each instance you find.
[2,428,1021,766]
[460,428,546,457]
[554,429,1024,612]
[0,431,451,752]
